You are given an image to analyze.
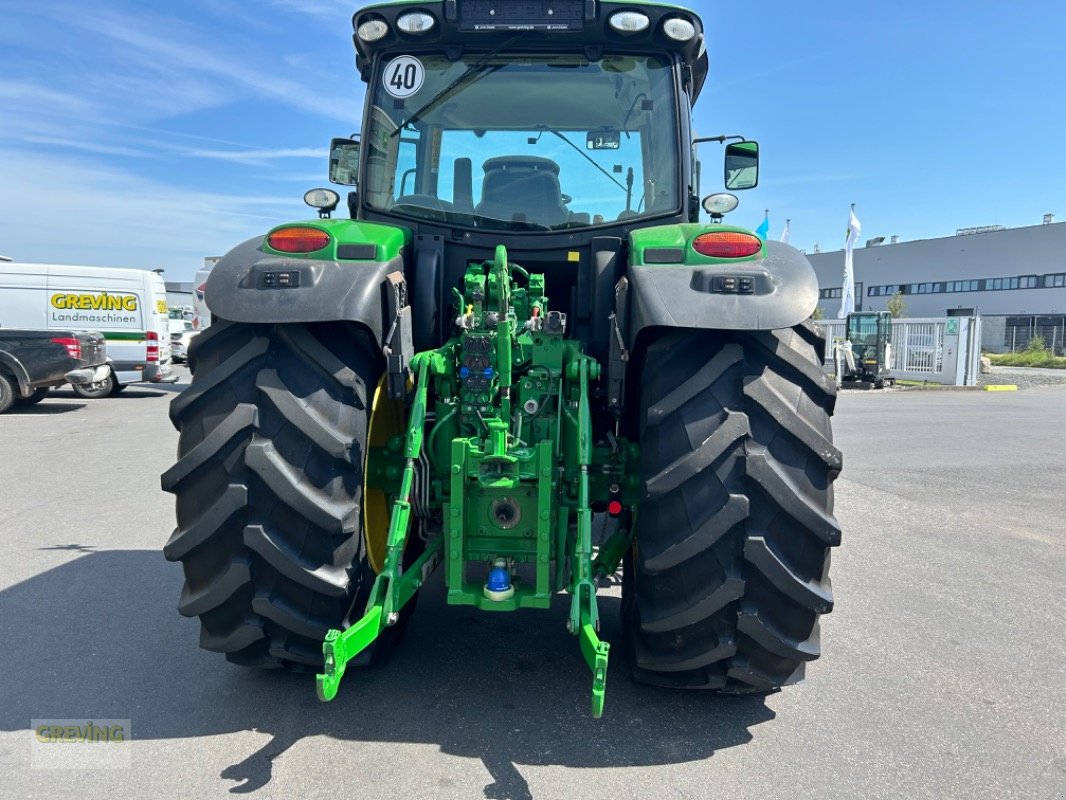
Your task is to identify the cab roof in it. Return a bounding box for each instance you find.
[351,0,709,101]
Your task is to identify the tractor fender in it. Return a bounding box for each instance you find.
[626,240,819,345]
[204,236,404,347]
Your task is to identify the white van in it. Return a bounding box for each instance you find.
[0,262,175,396]
[192,259,218,333]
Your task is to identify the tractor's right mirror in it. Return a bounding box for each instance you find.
[329,138,361,186]
[724,140,759,190]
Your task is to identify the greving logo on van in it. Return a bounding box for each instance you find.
[49,292,141,330]
[51,292,139,311]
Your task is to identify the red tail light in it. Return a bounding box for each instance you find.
[52,337,81,360]
[268,227,331,254]
[146,330,159,363]
[691,232,764,259]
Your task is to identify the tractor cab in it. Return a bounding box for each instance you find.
[314,1,763,357]
[333,1,710,230]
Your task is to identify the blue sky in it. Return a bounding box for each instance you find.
[2,0,1064,281]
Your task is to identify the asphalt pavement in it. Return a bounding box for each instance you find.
[0,371,1063,800]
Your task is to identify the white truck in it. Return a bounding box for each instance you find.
[0,262,175,397]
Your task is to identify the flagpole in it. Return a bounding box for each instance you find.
[839,204,860,319]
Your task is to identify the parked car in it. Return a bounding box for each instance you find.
[170,320,197,364]
[0,261,175,398]
[0,328,107,413]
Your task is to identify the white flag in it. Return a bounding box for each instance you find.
[838,207,861,319]
[780,219,791,244]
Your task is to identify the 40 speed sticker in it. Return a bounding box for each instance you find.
[383,55,425,98]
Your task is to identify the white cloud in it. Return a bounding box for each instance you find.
[182,147,330,165]
[57,8,359,123]
[21,136,152,159]
[0,149,305,279]
[0,79,98,114]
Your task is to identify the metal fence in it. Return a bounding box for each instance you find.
[893,320,945,373]
[1002,315,1066,356]
[819,317,965,381]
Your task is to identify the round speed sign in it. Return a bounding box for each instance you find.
[383,56,425,98]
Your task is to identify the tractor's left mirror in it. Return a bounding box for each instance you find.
[329,138,360,186]
[724,140,759,191]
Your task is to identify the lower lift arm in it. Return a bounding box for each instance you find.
[317,352,446,702]
[317,248,634,718]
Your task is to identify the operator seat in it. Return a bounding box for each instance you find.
[476,157,571,227]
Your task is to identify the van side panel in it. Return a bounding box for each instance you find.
[0,262,175,386]
[46,264,146,383]
[0,263,49,329]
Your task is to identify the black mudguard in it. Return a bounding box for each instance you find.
[204,236,403,347]
[626,241,819,346]
[0,350,31,395]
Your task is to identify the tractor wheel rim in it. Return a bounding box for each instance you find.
[363,375,404,574]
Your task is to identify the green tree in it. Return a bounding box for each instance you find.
[886,291,906,318]
[811,306,825,321]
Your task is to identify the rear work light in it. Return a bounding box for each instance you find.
[268,227,332,254]
[146,330,159,363]
[51,337,81,360]
[397,12,435,34]
[357,18,389,42]
[691,231,764,259]
[662,17,697,42]
[609,11,651,34]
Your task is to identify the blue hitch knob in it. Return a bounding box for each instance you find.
[484,559,515,602]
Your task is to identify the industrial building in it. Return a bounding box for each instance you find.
[808,217,1066,354]
[165,281,195,313]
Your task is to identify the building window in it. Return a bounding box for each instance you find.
[868,285,899,297]
[820,287,842,299]
[860,274,1052,297]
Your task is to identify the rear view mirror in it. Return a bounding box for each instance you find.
[724,140,759,190]
[587,130,621,150]
[329,138,361,186]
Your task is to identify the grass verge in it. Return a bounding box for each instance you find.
[986,352,1066,369]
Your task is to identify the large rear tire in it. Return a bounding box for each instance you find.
[162,319,403,670]
[624,322,842,692]
[0,372,15,414]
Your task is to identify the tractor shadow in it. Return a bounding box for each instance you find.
[0,550,775,798]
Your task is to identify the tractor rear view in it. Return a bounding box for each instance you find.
[162,0,842,717]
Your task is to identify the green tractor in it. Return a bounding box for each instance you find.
[162,0,841,718]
